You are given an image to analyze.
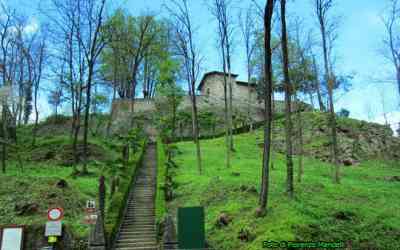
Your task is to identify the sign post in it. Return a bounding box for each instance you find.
[45,207,64,247]
[84,200,97,225]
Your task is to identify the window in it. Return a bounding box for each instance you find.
[206,88,210,96]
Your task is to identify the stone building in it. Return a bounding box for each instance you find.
[197,71,259,105]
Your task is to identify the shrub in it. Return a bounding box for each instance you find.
[43,114,71,125]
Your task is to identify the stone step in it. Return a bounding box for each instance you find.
[123,218,155,222]
[120,226,155,231]
[123,216,155,220]
[122,218,154,222]
[118,231,156,237]
[122,222,155,227]
[127,205,154,208]
[114,145,158,250]
[119,231,156,237]
[123,215,155,219]
[117,238,156,244]
[121,226,156,231]
[116,242,157,248]
[115,247,158,250]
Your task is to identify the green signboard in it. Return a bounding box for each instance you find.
[178,206,205,249]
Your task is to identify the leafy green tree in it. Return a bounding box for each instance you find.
[337,108,350,118]
[154,59,184,142]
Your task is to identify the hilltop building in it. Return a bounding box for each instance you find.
[197,71,258,104]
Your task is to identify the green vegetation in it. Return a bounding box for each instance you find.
[155,136,167,223]
[169,128,400,249]
[0,116,146,239]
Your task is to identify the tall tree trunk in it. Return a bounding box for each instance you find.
[308,91,315,108]
[220,34,231,168]
[312,56,325,111]
[397,68,400,102]
[320,21,340,184]
[1,102,7,174]
[32,87,39,146]
[295,94,304,183]
[106,84,117,137]
[191,89,202,174]
[259,0,274,214]
[280,0,294,198]
[32,79,40,147]
[328,81,340,183]
[226,47,234,151]
[82,62,94,174]
[247,69,253,133]
[172,96,177,141]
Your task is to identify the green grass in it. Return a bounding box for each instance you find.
[0,161,102,237]
[169,130,400,250]
[0,121,146,239]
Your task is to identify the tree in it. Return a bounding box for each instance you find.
[337,108,350,118]
[154,83,184,142]
[31,37,46,146]
[381,0,400,102]
[239,6,257,132]
[44,0,91,172]
[167,0,203,174]
[314,0,340,183]
[258,0,275,216]
[48,88,64,115]
[280,0,294,198]
[210,0,234,168]
[100,10,164,129]
[75,0,107,174]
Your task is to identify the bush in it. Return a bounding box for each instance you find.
[337,108,350,118]
[155,137,167,222]
[43,114,71,125]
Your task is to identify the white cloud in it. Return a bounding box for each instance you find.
[23,18,39,34]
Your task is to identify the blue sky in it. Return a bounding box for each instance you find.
[6,0,400,132]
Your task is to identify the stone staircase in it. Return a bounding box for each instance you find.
[114,144,158,250]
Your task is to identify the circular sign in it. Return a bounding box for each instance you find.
[47,207,64,221]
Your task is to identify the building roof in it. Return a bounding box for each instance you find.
[236,81,257,88]
[197,71,239,91]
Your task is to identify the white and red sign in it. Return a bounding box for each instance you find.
[47,207,64,221]
[83,200,97,225]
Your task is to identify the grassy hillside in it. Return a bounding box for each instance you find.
[167,116,400,249]
[0,115,145,240]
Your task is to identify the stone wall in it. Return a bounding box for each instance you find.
[198,73,258,105]
[109,94,313,137]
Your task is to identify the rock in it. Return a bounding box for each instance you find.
[255,207,265,218]
[333,211,356,221]
[238,185,257,194]
[384,176,400,182]
[47,193,57,199]
[247,186,258,194]
[342,159,355,166]
[15,202,39,216]
[215,213,232,228]
[238,228,254,242]
[231,172,240,177]
[338,126,351,134]
[239,185,248,192]
[56,179,68,189]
